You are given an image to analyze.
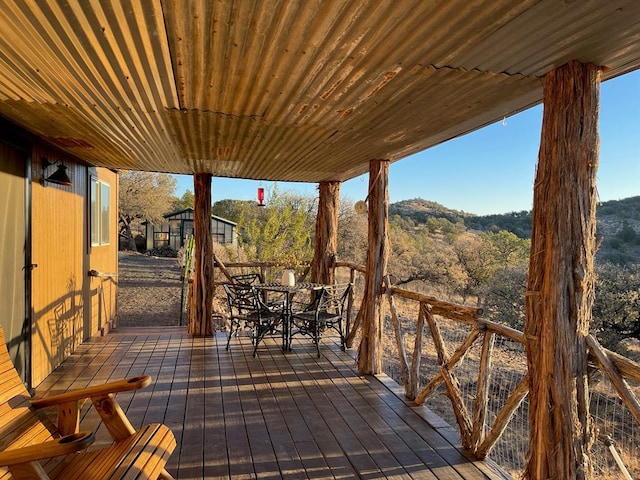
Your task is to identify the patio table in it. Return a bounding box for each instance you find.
[254,282,324,351]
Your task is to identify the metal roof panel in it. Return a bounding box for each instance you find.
[0,0,637,181]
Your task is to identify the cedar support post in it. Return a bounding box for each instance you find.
[524,61,600,480]
[311,181,340,285]
[358,159,389,375]
[190,173,214,337]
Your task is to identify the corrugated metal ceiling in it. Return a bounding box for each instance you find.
[0,0,638,183]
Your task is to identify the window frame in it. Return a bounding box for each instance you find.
[90,176,111,247]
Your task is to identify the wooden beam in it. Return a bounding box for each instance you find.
[190,173,213,336]
[524,61,600,480]
[357,159,389,375]
[311,181,340,285]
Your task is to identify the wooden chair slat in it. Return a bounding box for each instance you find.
[0,326,176,479]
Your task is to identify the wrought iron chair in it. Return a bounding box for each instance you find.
[231,272,264,285]
[231,272,286,309]
[290,283,352,357]
[223,283,283,356]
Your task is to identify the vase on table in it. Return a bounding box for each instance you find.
[281,269,296,286]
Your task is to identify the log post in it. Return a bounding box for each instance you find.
[357,159,389,375]
[190,173,214,336]
[524,61,600,480]
[311,181,340,285]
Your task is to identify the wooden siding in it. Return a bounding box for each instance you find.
[30,147,118,386]
[86,167,119,336]
[0,142,28,382]
[30,144,87,385]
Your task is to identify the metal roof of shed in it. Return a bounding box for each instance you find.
[164,208,237,226]
[0,0,638,183]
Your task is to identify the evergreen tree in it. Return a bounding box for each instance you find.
[236,185,316,278]
[170,189,195,212]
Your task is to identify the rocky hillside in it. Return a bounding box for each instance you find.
[389,198,472,225]
[595,196,640,264]
[389,196,640,266]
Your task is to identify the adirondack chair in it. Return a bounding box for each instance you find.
[0,326,176,479]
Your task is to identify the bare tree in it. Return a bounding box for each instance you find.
[119,171,176,251]
[337,198,368,266]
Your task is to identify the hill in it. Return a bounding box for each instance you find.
[389,198,471,225]
[465,210,533,238]
[595,196,640,264]
[389,196,640,266]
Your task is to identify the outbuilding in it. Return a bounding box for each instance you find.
[145,208,237,252]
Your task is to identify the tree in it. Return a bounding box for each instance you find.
[170,189,194,212]
[450,230,529,305]
[484,266,528,330]
[483,230,530,271]
[212,198,252,223]
[592,262,640,350]
[451,232,496,303]
[236,185,316,276]
[337,198,368,266]
[119,171,176,251]
[388,224,466,295]
[480,232,530,329]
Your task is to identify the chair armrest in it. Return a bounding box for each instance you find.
[0,431,94,466]
[289,300,311,314]
[30,375,152,409]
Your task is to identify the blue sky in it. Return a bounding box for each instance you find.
[174,69,639,216]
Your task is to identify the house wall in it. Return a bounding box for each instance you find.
[29,145,118,386]
[0,119,118,388]
[86,167,119,335]
[30,145,86,385]
[0,141,28,383]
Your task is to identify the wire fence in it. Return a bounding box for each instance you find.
[591,374,640,478]
[379,296,640,479]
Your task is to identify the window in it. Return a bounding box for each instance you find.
[91,177,110,246]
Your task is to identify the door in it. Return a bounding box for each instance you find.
[0,142,30,385]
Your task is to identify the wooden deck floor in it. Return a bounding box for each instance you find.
[35,327,510,480]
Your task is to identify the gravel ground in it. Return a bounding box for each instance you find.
[117,252,184,327]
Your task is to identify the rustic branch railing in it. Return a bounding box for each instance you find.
[212,260,640,477]
[380,277,640,477]
[382,277,530,457]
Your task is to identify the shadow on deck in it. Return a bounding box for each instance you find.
[35,327,510,479]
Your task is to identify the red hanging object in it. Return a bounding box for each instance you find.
[257,187,265,206]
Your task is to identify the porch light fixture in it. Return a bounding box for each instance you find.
[41,157,73,187]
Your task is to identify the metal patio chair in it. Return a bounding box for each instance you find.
[290,283,352,357]
[231,272,286,309]
[231,272,264,285]
[223,282,283,356]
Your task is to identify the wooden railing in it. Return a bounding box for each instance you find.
[213,260,640,476]
[382,276,529,458]
[379,275,640,476]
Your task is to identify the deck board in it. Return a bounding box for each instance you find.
[34,327,510,480]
